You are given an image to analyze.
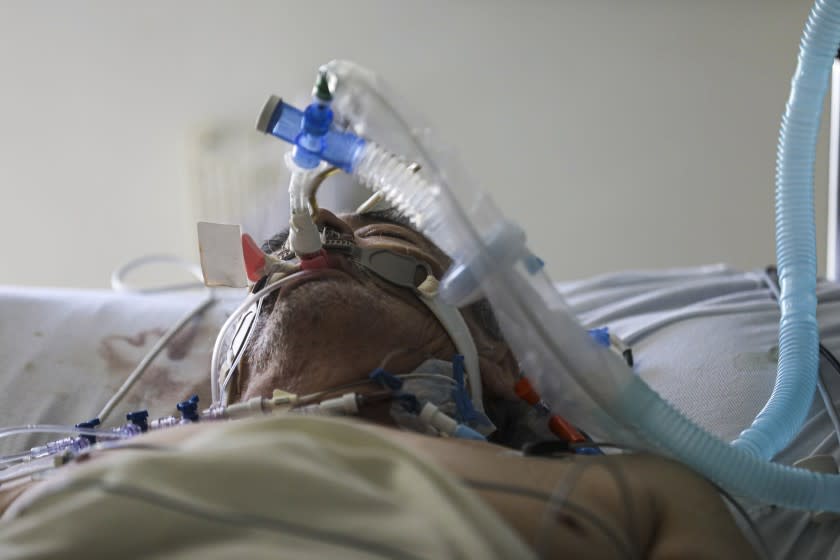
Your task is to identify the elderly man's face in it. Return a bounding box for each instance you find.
[232,209,516,406]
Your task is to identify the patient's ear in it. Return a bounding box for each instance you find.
[463,304,519,401]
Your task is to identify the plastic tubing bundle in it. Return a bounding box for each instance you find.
[317,0,840,511]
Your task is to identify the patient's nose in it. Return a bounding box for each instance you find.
[314,209,355,239]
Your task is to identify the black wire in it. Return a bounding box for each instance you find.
[570,442,772,560]
[461,478,635,560]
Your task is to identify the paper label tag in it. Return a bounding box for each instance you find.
[197,222,248,287]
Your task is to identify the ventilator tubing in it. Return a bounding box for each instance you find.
[322,0,840,511]
[622,376,840,511]
[728,0,840,460]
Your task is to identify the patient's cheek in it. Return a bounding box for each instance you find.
[240,278,451,399]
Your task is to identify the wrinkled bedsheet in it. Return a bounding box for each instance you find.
[3,266,840,557]
[0,416,534,559]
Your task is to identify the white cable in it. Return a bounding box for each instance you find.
[111,254,205,293]
[96,295,216,423]
[100,254,218,422]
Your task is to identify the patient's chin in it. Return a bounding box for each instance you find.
[240,278,439,399]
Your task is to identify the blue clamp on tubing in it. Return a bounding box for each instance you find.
[126,410,149,433]
[451,354,479,424]
[256,96,366,172]
[524,253,545,275]
[454,424,486,441]
[587,327,611,348]
[75,418,101,444]
[369,368,404,391]
[176,395,200,423]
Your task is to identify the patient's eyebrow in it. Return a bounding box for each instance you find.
[360,208,414,230]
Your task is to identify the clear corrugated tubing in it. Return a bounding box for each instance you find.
[322,0,840,512]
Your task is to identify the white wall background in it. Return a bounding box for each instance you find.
[0,0,827,288]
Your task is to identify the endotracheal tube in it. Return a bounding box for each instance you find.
[258,68,366,263]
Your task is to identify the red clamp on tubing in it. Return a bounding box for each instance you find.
[548,415,586,443]
[241,233,267,282]
[514,376,541,406]
[300,249,330,270]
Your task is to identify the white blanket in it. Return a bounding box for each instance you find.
[0,416,535,559]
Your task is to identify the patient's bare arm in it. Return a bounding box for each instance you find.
[388,426,757,560]
[0,418,756,559]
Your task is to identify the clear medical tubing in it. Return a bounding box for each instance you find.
[0,425,124,444]
[210,274,298,406]
[324,48,840,511]
[730,0,840,459]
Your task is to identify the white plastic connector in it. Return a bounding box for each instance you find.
[286,154,325,258]
[221,396,266,420]
[419,402,458,436]
[294,393,359,416]
[150,416,179,430]
[289,211,323,256]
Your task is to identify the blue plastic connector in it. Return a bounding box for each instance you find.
[176,395,200,423]
[126,410,149,432]
[256,96,366,172]
[369,368,404,391]
[587,327,611,348]
[453,424,486,441]
[293,103,334,168]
